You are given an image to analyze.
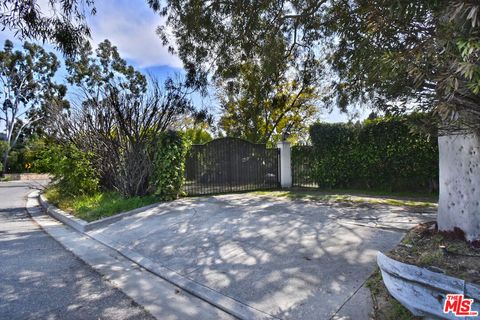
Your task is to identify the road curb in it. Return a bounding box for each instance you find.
[26,191,238,320]
[36,192,277,320]
[39,194,88,232]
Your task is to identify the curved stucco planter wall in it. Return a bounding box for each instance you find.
[377,252,480,319]
[438,133,480,241]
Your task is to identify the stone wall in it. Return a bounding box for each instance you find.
[4,173,51,181]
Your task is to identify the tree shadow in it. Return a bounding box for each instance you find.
[90,194,434,319]
[0,207,155,320]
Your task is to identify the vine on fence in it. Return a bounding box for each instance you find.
[152,130,189,200]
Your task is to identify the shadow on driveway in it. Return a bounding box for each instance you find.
[89,194,436,320]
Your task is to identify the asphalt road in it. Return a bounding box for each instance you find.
[0,181,155,320]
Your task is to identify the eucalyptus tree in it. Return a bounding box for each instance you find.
[0,40,67,174]
[65,39,148,99]
[0,0,96,55]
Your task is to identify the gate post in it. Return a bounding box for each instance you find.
[277,140,292,188]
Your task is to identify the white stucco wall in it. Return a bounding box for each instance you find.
[438,133,480,241]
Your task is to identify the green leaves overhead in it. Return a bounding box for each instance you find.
[0,0,96,55]
[328,0,480,131]
[153,0,480,132]
[154,0,328,90]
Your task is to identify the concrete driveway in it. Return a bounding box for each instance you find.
[89,194,436,320]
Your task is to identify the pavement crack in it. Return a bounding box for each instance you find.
[329,279,369,320]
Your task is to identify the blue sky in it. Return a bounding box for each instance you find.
[0,0,368,125]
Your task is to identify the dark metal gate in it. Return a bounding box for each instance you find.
[184,137,280,195]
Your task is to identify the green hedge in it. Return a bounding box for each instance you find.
[299,115,438,192]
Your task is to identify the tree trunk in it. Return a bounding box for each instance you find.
[437,133,480,241]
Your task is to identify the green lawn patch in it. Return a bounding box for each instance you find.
[252,189,437,209]
[44,187,159,222]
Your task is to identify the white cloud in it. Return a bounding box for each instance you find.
[88,0,183,69]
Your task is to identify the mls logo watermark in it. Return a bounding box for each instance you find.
[443,294,478,317]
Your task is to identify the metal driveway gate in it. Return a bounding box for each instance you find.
[184,137,280,195]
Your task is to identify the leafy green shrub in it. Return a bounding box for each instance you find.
[303,114,438,192]
[0,141,8,173]
[151,130,189,200]
[308,122,360,187]
[309,122,355,153]
[184,127,213,144]
[36,144,99,196]
[291,146,317,186]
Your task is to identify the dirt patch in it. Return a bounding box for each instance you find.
[388,221,480,283]
[368,221,480,319]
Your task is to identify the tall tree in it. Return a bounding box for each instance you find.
[0,40,66,174]
[0,0,96,55]
[326,1,480,240]
[326,1,480,130]
[153,0,325,141]
[218,62,320,144]
[153,0,326,91]
[153,0,480,240]
[65,39,147,98]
